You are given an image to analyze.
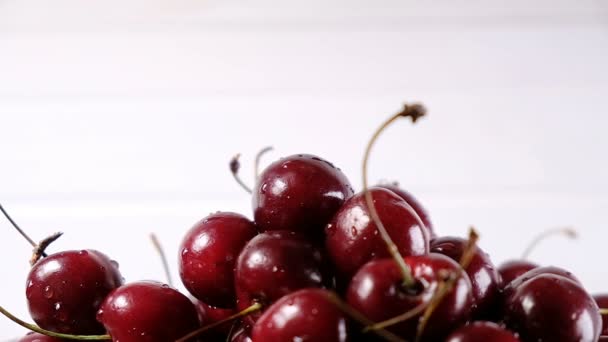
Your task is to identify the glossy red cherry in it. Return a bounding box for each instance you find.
[445,321,520,342]
[593,294,608,336]
[431,236,501,319]
[497,260,538,287]
[251,288,348,342]
[235,231,326,322]
[504,274,601,342]
[503,265,580,298]
[18,332,63,341]
[179,212,258,308]
[97,281,201,342]
[347,253,473,340]
[377,183,435,238]
[325,187,429,279]
[26,249,123,334]
[252,154,353,238]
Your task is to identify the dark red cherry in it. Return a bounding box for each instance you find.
[235,231,326,323]
[445,321,520,342]
[347,253,473,340]
[504,274,601,342]
[593,294,608,336]
[253,154,353,238]
[497,260,538,287]
[179,212,257,308]
[251,288,349,342]
[431,236,501,318]
[325,187,429,279]
[26,249,123,334]
[97,281,201,342]
[377,183,435,238]
[18,332,63,341]
[503,265,580,298]
[193,298,236,336]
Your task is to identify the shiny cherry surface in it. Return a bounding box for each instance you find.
[325,187,429,279]
[445,321,520,342]
[593,294,608,336]
[504,274,601,342]
[235,231,326,321]
[26,250,123,334]
[97,281,201,342]
[377,183,435,238]
[253,154,353,238]
[18,333,63,342]
[503,265,580,298]
[497,260,539,287]
[431,236,501,318]
[251,288,348,342]
[179,212,258,308]
[347,253,473,340]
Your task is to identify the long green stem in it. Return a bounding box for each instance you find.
[0,305,110,340]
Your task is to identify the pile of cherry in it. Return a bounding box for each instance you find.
[2,104,608,342]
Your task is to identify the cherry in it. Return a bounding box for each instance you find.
[251,288,348,342]
[377,183,435,238]
[325,187,429,279]
[179,212,258,308]
[497,260,539,287]
[503,265,580,299]
[26,249,123,334]
[193,298,236,336]
[235,230,327,323]
[504,274,601,342]
[18,332,64,342]
[97,280,201,342]
[445,321,520,342]
[593,294,608,336]
[347,253,473,340]
[252,154,354,238]
[431,236,501,319]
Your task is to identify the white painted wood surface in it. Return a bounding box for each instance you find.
[1,0,607,338]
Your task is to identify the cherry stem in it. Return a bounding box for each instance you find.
[325,292,408,342]
[600,308,608,315]
[362,103,428,289]
[254,146,274,180]
[0,305,110,340]
[415,227,479,342]
[175,302,262,342]
[229,153,253,194]
[30,232,63,266]
[0,203,48,258]
[521,226,578,260]
[150,233,173,287]
[363,301,428,333]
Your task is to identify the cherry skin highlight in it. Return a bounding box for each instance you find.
[230,322,253,342]
[325,187,429,279]
[251,288,349,342]
[377,183,435,238]
[347,253,473,340]
[26,249,123,334]
[445,321,521,342]
[235,230,327,323]
[253,154,353,239]
[504,274,601,342]
[497,260,538,287]
[97,281,201,342]
[431,236,501,319]
[179,212,258,308]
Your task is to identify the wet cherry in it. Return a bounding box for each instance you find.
[431,236,501,319]
[26,249,123,334]
[192,299,236,336]
[251,288,348,342]
[179,212,258,308]
[497,260,538,287]
[445,321,520,342]
[377,183,435,238]
[97,281,201,342]
[504,274,601,342]
[253,154,353,239]
[325,187,429,279]
[347,253,473,340]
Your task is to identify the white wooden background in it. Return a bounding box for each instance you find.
[1,0,608,338]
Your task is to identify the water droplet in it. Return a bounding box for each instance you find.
[43,286,54,299]
[78,250,88,256]
[351,227,358,236]
[161,284,170,288]
[272,266,278,272]
[311,308,319,315]
[54,302,62,311]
